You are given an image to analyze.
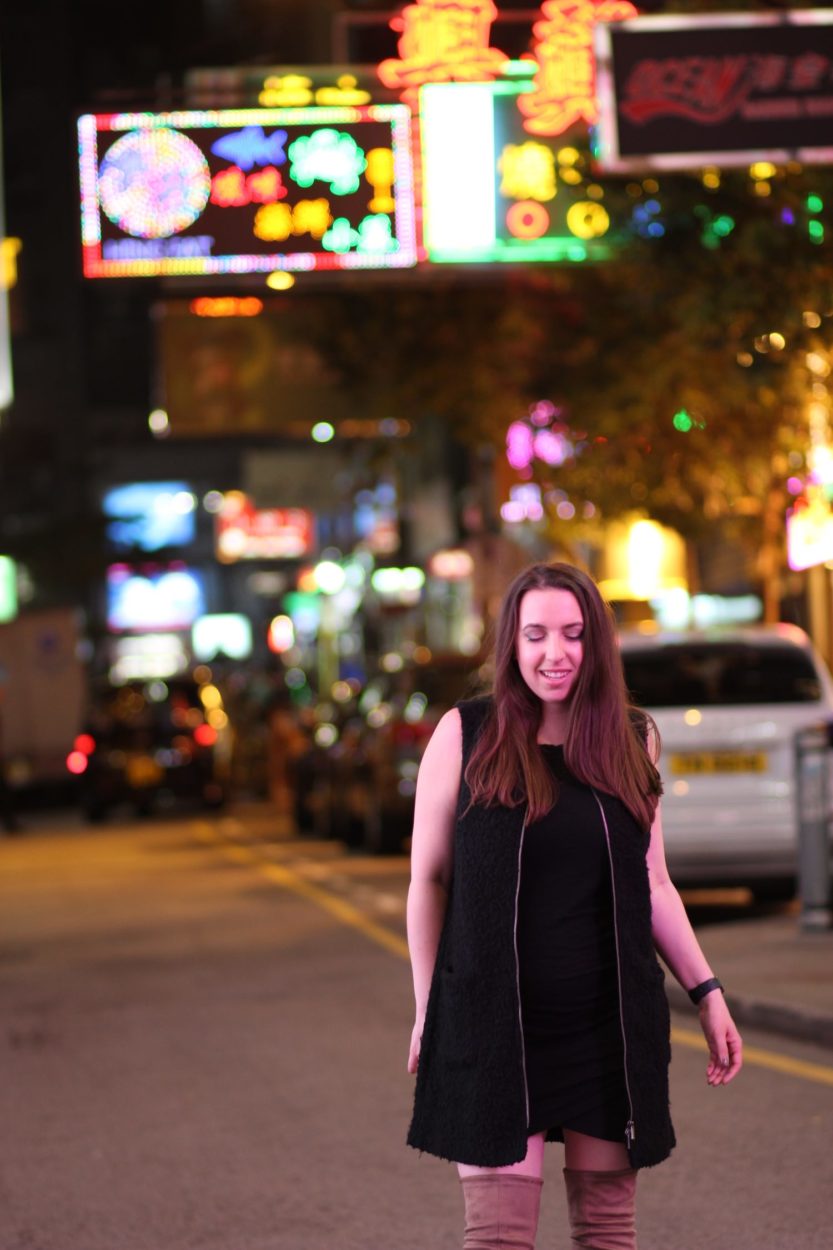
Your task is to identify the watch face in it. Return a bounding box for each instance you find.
[98,128,211,239]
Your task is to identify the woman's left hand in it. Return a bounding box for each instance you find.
[699,991,743,1085]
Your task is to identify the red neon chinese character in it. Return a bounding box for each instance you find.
[520,0,638,137]
[211,166,250,207]
[247,166,288,204]
[752,54,788,93]
[378,0,508,103]
[789,52,830,92]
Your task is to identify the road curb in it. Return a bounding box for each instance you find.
[666,984,833,1053]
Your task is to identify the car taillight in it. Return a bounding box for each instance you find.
[194,723,217,747]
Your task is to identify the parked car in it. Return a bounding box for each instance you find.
[77,678,229,821]
[296,653,487,852]
[619,625,833,898]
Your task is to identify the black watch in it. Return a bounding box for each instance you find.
[688,976,724,1005]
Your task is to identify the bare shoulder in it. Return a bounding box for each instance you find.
[420,707,462,776]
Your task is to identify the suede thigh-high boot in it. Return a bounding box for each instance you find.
[562,1168,637,1250]
[460,1173,543,1249]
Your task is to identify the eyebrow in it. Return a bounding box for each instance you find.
[520,620,583,630]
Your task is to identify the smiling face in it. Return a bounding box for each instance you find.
[516,587,584,735]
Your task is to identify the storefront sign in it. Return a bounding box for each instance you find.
[595,9,833,170]
[78,107,416,276]
[215,493,315,561]
[421,76,615,262]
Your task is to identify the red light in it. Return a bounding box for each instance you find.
[66,751,89,775]
[194,724,217,747]
[74,734,96,755]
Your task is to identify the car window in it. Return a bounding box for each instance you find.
[622,642,823,707]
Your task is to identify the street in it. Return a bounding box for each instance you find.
[2,807,832,1250]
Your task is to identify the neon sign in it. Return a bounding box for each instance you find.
[378,0,508,102]
[421,79,615,262]
[78,107,417,277]
[519,0,638,137]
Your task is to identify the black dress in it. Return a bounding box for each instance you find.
[517,744,630,1144]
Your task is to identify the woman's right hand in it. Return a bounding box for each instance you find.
[407,1018,424,1075]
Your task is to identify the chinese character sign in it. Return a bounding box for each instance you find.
[421,80,617,263]
[520,0,638,136]
[78,107,417,277]
[378,0,508,102]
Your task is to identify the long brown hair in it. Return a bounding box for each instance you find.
[464,562,661,830]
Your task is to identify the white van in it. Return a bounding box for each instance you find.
[619,626,833,898]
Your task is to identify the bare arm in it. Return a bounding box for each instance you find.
[406,708,462,1074]
[646,801,743,1085]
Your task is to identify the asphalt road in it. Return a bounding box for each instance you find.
[1,806,831,1250]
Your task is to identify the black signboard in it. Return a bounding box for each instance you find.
[595,10,833,170]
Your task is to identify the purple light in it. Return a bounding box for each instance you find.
[534,428,570,466]
[507,421,535,470]
[787,476,803,495]
[781,208,795,225]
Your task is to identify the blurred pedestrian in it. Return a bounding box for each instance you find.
[406,562,742,1249]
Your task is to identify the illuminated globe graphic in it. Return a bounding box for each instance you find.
[98,129,211,239]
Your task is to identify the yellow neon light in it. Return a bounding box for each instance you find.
[520,0,638,137]
[0,238,22,291]
[259,74,315,108]
[366,148,396,213]
[566,200,610,239]
[378,0,508,103]
[316,75,372,107]
[254,199,333,242]
[498,141,557,202]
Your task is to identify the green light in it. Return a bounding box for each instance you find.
[673,409,693,433]
[713,215,735,236]
[807,194,824,214]
[501,60,536,78]
[809,221,825,243]
[312,421,335,442]
[0,556,17,623]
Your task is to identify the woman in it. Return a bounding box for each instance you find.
[406,562,742,1250]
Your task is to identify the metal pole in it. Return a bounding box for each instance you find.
[795,724,833,931]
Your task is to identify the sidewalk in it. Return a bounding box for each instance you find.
[665,910,833,1051]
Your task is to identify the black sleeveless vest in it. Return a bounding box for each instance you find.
[407,696,676,1170]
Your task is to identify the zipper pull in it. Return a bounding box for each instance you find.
[625,1120,636,1146]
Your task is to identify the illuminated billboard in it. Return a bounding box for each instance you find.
[78,106,417,277]
[103,482,197,551]
[107,564,206,632]
[420,79,615,264]
[594,10,833,171]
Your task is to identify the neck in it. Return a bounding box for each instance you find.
[537,704,569,744]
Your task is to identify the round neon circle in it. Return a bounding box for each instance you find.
[98,129,211,239]
[506,200,550,240]
[566,201,611,241]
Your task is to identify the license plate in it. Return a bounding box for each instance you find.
[670,751,768,775]
[126,754,163,788]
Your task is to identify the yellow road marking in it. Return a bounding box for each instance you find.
[192,821,409,961]
[671,1025,833,1087]
[194,821,833,1089]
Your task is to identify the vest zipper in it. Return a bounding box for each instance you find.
[513,815,531,1130]
[592,789,636,1150]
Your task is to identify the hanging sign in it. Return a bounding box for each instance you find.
[78,106,417,277]
[595,9,833,171]
[421,75,615,262]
